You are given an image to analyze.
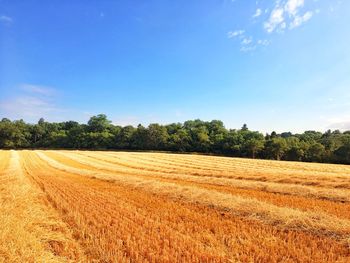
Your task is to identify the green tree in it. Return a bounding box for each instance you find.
[0,119,30,148]
[306,143,325,162]
[116,125,136,149]
[88,114,111,132]
[334,142,350,164]
[265,137,288,160]
[243,136,265,158]
[146,124,169,150]
[284,137,305,161]
[222,130,244,156]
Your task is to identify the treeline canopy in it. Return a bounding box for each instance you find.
[1,114,350,164]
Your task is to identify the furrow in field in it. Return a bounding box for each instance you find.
[0,150,10,171]
[43,151,350,220]
[23,151,241,261]
[114,151,350,176]
[0,151,86,263]
[76,151,350,189]
[24,151,350,262]
[36,150,350,242]
[133,154,350,188]
[49,151,350,204]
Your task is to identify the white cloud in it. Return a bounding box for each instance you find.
[290,11,313,29]
[20,84,57,97]
[264,0,314,33]
[257,39,270,46]
[0,96,61,120]
[264,7,285,33]
[240,45,257,52]
[229,0,318,51]
[0,94,91,123]
[0,15,13,25]
[241,37,253,45]
[0,84,63,122]
[228,27,269,52]
[0,83,105,123]
[327,117,350,131]
[285,0,304,16]
[2,84,62,120]
[227,28,258,52]
[227,30,245,38]
[252,8,262,18]
[112,116,140,127]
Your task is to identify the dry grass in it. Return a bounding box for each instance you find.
[35,151,350,239]
[0,151,85,263]
[1,149,350,262]
[49,151,350,203]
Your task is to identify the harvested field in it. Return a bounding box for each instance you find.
[1,150,350,262]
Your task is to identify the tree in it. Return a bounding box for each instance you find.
[306,143,325,162]
[265,137,288,160]
[298,131,322,143]
[66,125,86,148]
[241,131,265,159]
[241,124,248,131]
[183,119,210,152]
[222,130,244,156]
[49,130,68,148]
[88,114,111,132]
[38,117,45,126]
[286,146,304,161]
[146,124,169,150]
[131,124,148,149]
[0,119,30,148]
[165,123,182,135]
[334,142,350,164]
[281,132,292,138]
[116,125,136,149]
[284,137,305,161]
[208,120,227,153]
[84,131,114,149]
[270,131,277,138]
[244,138,265,159]
[0,114,349,165]
[168,128,191,152]
[31,124,45,145]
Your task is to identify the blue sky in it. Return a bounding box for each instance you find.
[1,0,349,133]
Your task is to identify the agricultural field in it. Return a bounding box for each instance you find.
[1,150,350,262]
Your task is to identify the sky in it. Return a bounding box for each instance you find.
[0,0,349,133]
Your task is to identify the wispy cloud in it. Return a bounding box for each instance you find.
[228,0,319,49]
[241,37,253,45]
[0,84,59,121]
[20,84,58,96]
[285,0,304,16]
[228,28,270,52]
[257,39,270,46]
[227,30,245,38]
[289,11,313,29]
[0,95,62,120]
[0,83,95,123]
[112,116,140,127]
[240,45,257,52]
[252,8,262,18]
[264,6,286,33]
[264,0,314,33]
[0,15,13,25]
[327,117,350,131]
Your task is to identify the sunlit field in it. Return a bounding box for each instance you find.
[1,150,350,262]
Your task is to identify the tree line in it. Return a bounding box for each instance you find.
[1,114,349,164]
